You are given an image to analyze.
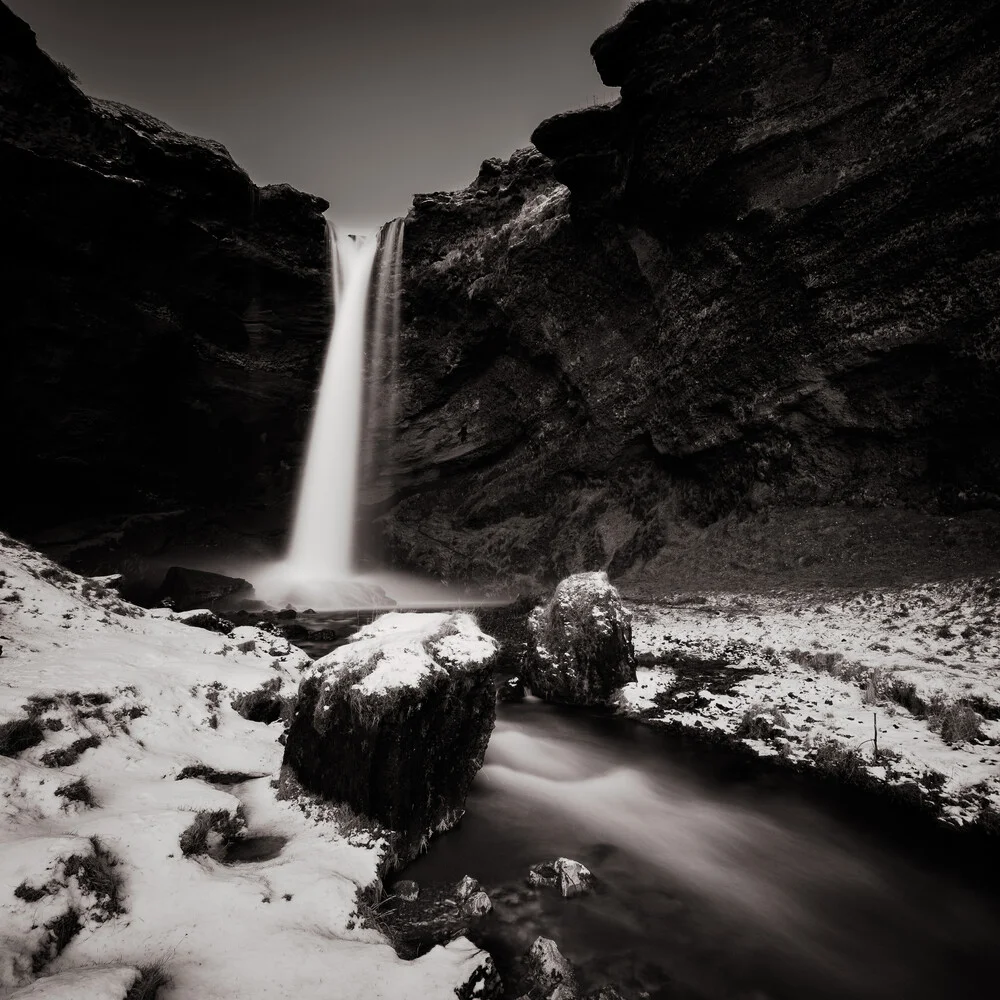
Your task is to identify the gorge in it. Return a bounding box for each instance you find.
[2,1,1000,999]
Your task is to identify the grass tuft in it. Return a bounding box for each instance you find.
[735,702,789,739]
[41,734,101,767]
[125,962,171,1000]
[0,717,45,757]
[64,836,125,918]
[930,702,984,745]
[55,777,97,808]
[179,807,247,857]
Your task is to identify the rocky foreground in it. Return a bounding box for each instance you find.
[2,536,999,998]
[0,534,493,998]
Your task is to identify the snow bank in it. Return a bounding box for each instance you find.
[0,533,495,997]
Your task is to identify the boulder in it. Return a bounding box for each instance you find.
[527,858,595,898]
[524,572,635,705]
[393,880,420,902]
[281,611,497,855]
[523,936,578,999]
[499,676,526,703]
[156,566,254,612]
[173,609,234,634]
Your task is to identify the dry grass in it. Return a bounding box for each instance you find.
[930,702,984,745]
[0,717,44,756]
[735,702,789,739]
[65,836,125,918]
[179,807,247,857]
[41,734,101,767]
[231,679,285,724]
[125,962,171,1000]
[55,777,97,808]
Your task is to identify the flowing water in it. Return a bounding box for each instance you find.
[406,700,1000,1000]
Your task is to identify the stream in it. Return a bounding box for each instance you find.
[404,698,1000,1000]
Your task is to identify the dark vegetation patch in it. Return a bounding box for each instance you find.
[31,909,81,973]
[884,682,987,744]
[0,717,44,756]
[125,963,171,1000]
[176,764,263,785]
[41,734,101,767]
[64,836,125,919]
[642,650,760,712]
[231,678,285,724]
[37,565,76,586]
[14,881,52,902]
[735,703,789,740]
[55,777,97,807]
[179,807,247,857]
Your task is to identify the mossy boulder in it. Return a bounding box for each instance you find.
[281,611,497,856]
[525,572,635,706]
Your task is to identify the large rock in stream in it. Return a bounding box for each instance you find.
[281,611,498,856]
[525,573,636,706]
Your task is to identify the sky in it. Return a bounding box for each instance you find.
[10,0,623,230]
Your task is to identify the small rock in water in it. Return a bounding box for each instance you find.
[455,874,481,901]
[499,676,526,702]
[393,879,419,901]
[524,936,578,998]
[462,890,492,917]
[586,987,627,1000]
[528,857,595,898]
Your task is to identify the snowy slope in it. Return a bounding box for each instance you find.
[618,582,1000,826]
[0,533,492,998]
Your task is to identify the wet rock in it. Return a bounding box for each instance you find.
[281,611,498,857]
[527,857,596,898]
[380,877,494,959]
[586,988,627,1000]
[499,676,526,703]
[156,567,253,612]
[384,1,1000,588]
[525,572,635,706]
[524,936,579,999]
[393,880,419,901]
[173,609,234,634]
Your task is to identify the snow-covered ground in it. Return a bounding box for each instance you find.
[617,580,1000,826]
[0,533,493,998]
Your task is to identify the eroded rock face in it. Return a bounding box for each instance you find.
[379,0,1000,587]
[0,3,330,539]
[525,573,636,706]
[281,612,498,855]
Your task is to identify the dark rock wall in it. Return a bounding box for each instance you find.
[0,3,331,537]
[381,0,1000,586]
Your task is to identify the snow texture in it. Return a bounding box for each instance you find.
[0,533,494,997]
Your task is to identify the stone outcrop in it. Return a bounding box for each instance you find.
[0,2,331,543]
[281,612,497,856]
[527,858,596,898]
[155,567,253,611]
[377,0,1000,588]
[524,573,636,706]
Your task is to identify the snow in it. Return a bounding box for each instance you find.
[313,611,497,698]
[620,581,1000,824]
[0,534,494,997]
[7,968,138,1000]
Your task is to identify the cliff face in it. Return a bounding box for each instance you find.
[382,0,1000,588]
[0,3,331,539]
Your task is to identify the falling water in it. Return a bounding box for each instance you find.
[285,221,404,580]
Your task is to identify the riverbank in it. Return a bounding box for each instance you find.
[615,580,1000,834]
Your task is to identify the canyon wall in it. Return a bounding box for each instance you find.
[381,0,1000,588]
[0,2,331,541]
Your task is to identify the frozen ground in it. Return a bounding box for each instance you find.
[0,533,493,998]
[617,580,1000,826]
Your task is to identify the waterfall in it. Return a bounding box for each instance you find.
[285,220,404,580]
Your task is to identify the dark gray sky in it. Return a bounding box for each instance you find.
[11,0,622,229]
